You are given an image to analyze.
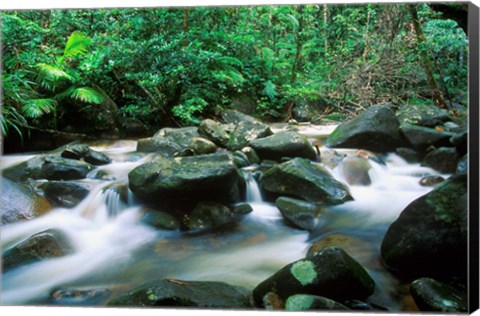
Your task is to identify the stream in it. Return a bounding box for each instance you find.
[0,125,448,310]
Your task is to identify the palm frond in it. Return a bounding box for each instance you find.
[70,87,105,104]
[36,63,73,88]
[63,31,92,59]
[22,98,57,118]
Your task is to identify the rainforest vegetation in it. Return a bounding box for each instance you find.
[1,3,468,151]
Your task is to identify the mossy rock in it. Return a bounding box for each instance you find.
[136,137,182,155]
[198,119,230,147]
[285,294,349,311]
[227,120,273,150]
[189,137,217,155]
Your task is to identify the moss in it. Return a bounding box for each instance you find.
[146,289,158,301]
[285,294,314,310]
[426,179,467,223]
[290,260,317,286]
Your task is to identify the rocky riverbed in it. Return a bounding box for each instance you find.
[0,105,469,312]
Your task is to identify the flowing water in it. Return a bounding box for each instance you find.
[0,126,448,310]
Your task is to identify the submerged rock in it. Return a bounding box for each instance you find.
[410,278,468,312]
[249,131,317,161]
[340,157,372,186]
[107,279,251,308]
[50,288,112,306]
[262,158,352,204]
[421,147,460,173]
[227,120,273,150]
[326,104,403,152]
[285,294,349,311]
[252,247,375,306]
[185,202,245,231]
[1,177,52,225]
[2,229,73,272]
[128,153,244,208]
[39,181,90,208]
[275,197,323,230]
[141,209,181,230]
[381,175,467,283]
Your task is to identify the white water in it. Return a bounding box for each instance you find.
[0,133,448,309]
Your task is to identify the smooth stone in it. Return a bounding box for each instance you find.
[141,209,181,230]
[275,197,323,231]
[419,175,445,187]
[410,278,468,312]
[39,181,90,208]
[188,137,217,155]
[285,294,349,311]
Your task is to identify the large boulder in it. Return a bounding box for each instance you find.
[275,197,323,231]
[107,279,251,308]
[249,131,317,161]
[396,103,451,127]
[227,120,273,150]
[400,124,454,150]
[252,247,375,306]
[380,175,467,283]
[198,119,230,147]
[262,158,352,204]
[39,181,90,208]
[2,229,73,272]
[1,177,52,225]
[326,105,403,152]
[128,153,244,209]
[410,278,468,313]
[2,155,94,182]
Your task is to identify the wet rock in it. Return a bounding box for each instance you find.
[3,155,94,182]
[227,120,273,150]
[326,104,404,152]
[410,278,468,312]
[456,154,467,175]
[285,294,349,311]
[249,131,317,161]
[232,203,254,215]
[107,279,251,308]
[396,103,451,127]
[343,299,388,311]
[185,202,244,231]
[128,153,244,209]
[262,292,285,310]
[340,157,371,186]
[262,158,352,204]
[141,209,181,230]
[400,124,454,150]
[241,146,260,165]
[232,150,251,168]
[381,175,467,283]
[189,137,217,155]
[198,119,230,147]
[220,109,257,124]
[275,197,323,230]
[153,127,200,147]
[450,130,467,155]
[2,229,73,271]
[252,247,375,306]
[419,175,445,187]
[307,234,364,258]
[60,144,111,165]
[1,177,52,225]
[136,137,183,155]
[50,288,112,306]
[39,181,90,208]
[396,147,421,163]
[421,147,459,173]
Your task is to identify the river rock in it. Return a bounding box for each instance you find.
[343,300,388,311]
[50,288,112,306]
[136,137,183,155]
[241,146,260,165]
[262,158,352,204]
[220,109,257,124]
[421,147,459,173]
[189,137,217,155]
[39,181,90,208]
[410,278,468,312]
[396,103,450,127]
[60,144,111,165]
[419,175,445,187]
[285,294,349,311]
[3,155,94,182]
[198,119,230,147]
[2,229,73,272]
[380,175,467,283]
[319,148,347,169]
[249,131,317,161]
[262,292,285,310]
[456,154,467,175]
[107,279,251,308]
[227,120,273,150]
[128,153,244,208]
[275,197,323,230]
[400,124,454,150]
[396,147,421,163]
[326,104,403,152]
[153,127,200,146]
[340,157,372,186]
[232,150,251,168]
[185,202,244,231]
[252,247,375,306]
[141,209,181,230]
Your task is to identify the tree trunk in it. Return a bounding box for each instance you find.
[408,4,447,109]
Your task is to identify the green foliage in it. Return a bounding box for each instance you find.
[22,98,57,118]
[172,97,208,125]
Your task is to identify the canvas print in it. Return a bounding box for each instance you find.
[0,1,477,313]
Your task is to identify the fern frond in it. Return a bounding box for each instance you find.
[212,70,245,86]
[216,56,244,68]
[70,87,105,104]
[280,14,299,30]
[262,80,278,100]
[22,98,57,118]
[63,31,92,59]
